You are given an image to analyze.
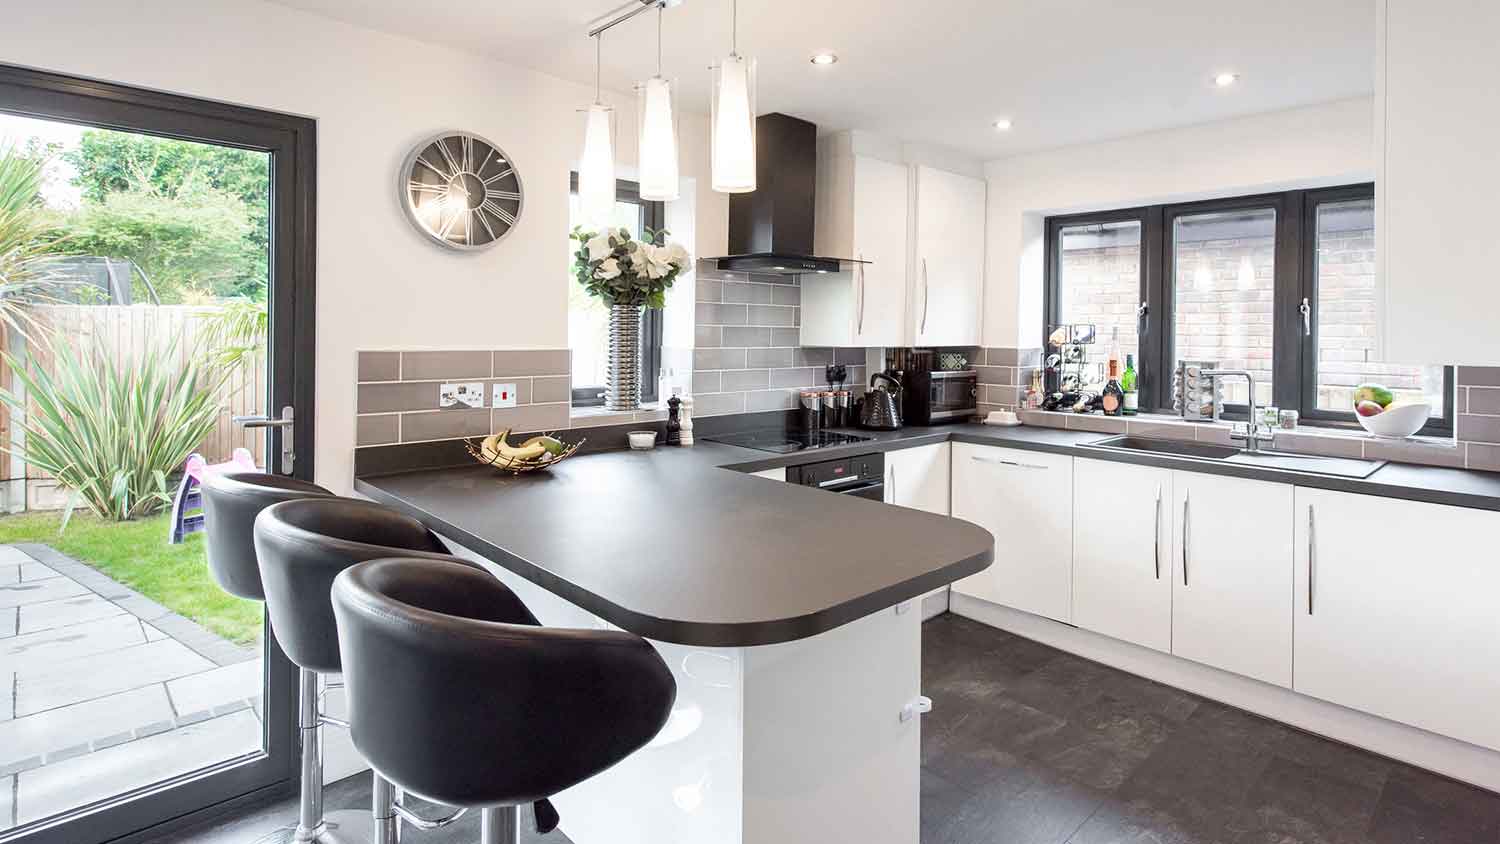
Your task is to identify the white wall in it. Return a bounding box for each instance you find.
[0,0,727,492]
[982,97,1375,348]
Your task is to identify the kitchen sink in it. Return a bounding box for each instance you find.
[1085,434,1386,479]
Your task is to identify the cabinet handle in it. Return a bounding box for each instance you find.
[1181,491,1190,587]
[1154,484,1162,580]
[970,454,1047,470]
[920,257,930,336]
[889,463,897,503]
[856,256,866,336]
[1307,504,1315,616]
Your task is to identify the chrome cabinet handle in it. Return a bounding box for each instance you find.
[1300,297,1311,337]
[970,454,1047,469]
[920,258,930,335]
[1307,504,1316,615]
[1181,491,1190,587]
[856,256,866,336]
[1154,484,1162,580]
[888,463,897,504]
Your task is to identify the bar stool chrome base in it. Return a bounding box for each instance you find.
[252,668,369,844]
[250,810,373,844]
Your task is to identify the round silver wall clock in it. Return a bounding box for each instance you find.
[399,131,523,251]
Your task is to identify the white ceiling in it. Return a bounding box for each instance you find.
[269,0,1375,160]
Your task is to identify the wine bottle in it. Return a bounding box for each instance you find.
[1102,354,1125,417]
[1122,354,1138,416]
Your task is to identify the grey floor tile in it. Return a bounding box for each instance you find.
[15,638,213,716]
[1367,766,1500,844]
[938,760,1102,844]
[1228,754,1381,844]
[16,595,123,635]
[0,578,87,610]
[0,613,147,675]
[14,709,261,827]
[0,684,175,767]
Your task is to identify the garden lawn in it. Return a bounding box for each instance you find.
[0,510,261,645]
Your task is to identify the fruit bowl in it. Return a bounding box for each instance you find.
[1356,401,1431,439]
[466,429,584,474]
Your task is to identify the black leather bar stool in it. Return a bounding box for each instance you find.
[331,557,678,844]
[253,497,454,844]
[200,472,338,844]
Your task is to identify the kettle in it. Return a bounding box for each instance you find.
[859,371,903,430]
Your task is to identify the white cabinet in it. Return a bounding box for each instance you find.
[911,166,985,347]
[750,467,786,481]
[1376,0,1500,365]
[884,443,950,516]
[1170,472,1294,688]
[804,148,909,347]
[1072,459,1173,653]
[1294,488,1500,751]
[950,443,1072,622]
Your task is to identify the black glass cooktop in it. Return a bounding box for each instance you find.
[704,429,873,454]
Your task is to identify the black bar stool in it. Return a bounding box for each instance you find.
[331,557,678,844]
[253,497,453,844]
[201,472,338,844]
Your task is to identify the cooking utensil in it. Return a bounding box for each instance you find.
[859,372,903,430]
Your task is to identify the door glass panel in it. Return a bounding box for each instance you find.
[1312,198,1444,416]
[1055,221,1142,385]
[0,112,270,832]
[1172,207,1276,407]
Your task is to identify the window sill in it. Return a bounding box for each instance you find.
[570,403,666,428]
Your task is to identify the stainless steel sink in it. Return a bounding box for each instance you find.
[1085,434,1386,479]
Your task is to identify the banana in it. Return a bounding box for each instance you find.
[493,429,547,462]
[479,432,505,463]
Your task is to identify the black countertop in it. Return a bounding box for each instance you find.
[355,418,1500,647]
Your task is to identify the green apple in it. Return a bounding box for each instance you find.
[1353,384,1395,408]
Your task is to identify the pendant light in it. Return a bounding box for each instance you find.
[711,0,756,193]
[578,33,617,231]
[637,4,680,201]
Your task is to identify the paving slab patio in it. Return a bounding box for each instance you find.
[0,613,147,675]
[0,685,175,768]
[15,594,121,634]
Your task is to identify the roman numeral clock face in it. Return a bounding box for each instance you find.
[400,131,523,250]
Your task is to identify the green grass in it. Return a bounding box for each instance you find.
[0,510,262,646]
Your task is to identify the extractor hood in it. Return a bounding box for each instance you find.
[712,113,862,276]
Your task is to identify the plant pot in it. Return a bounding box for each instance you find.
[606,302,643,411]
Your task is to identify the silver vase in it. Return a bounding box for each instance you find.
[606,302,643,411]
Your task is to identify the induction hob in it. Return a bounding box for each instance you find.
[704,428,873,454]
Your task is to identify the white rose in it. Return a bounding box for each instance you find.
[638,244,673,279]
[596,257,622,280]
[585,233,613,263]
[664,242,690,266]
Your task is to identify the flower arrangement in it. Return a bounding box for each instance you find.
[570,225,691,309]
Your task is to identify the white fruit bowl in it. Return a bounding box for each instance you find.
[1356,402,1431,439]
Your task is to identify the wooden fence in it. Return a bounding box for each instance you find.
[0,304,268,512]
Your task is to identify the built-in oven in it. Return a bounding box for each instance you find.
[785,452,885,500]
[901,369,979,426]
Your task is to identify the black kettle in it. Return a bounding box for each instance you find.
[859,372,903,430]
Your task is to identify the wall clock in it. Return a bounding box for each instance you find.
[399,131,523,251]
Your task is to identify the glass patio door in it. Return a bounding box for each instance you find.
[0,65,315,844]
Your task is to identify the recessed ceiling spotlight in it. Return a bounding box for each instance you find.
[993,118,1013,131]
[1214,72,1239,87]
[810,52,838,66]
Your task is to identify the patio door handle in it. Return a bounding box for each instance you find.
[234,406,295,474]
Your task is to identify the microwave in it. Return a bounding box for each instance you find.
[901,369,979,425]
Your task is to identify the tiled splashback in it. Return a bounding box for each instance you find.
[693,262,867,417]
[984,352,1500,473]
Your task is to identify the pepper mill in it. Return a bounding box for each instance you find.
[666,395,682,445]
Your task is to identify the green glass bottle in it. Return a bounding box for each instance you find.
[1121,354,1139,415]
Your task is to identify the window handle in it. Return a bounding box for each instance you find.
[1299,297,1311,337]
[1137,301,1149,319]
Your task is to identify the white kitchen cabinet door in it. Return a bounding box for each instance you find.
[1170,471,1293,687]
[750,467,786,481]
[884,443,950,515]
[1377,0,1500,365]
[1072,459,1173,653]
[950,443,1072,622]
[1294,488,1500,751]
[803,154,908,347]
[912,166,984,347]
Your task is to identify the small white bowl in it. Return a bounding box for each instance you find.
[1356,402,1431,439]
[627,430,659,450]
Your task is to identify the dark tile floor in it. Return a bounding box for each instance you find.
[165,613,1500,844]
[921,613,1500,844]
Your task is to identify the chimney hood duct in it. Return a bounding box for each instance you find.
[713,113,859,276]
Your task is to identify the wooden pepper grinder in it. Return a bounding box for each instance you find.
[666,395,682,445]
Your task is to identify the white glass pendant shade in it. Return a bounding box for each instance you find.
[637,76,680,201]
[711,54,756,193]
[578,103,617,231]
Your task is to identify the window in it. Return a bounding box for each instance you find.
[567,175,664,407]
[1045,184,1453,435]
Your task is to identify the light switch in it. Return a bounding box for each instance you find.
[492,383,518,408]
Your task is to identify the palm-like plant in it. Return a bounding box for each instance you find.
[0,334,227,523]
[0,145,67,338]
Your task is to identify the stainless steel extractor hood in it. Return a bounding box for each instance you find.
[712,113,861,276]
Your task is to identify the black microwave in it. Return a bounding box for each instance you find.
[901,369,979,425]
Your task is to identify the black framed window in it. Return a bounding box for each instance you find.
[567,174,665,407]
[1045,184,1453,436]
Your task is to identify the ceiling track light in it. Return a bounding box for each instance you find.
[637,3,680,201]
[712,0,756,193]
[577,32,617,231]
